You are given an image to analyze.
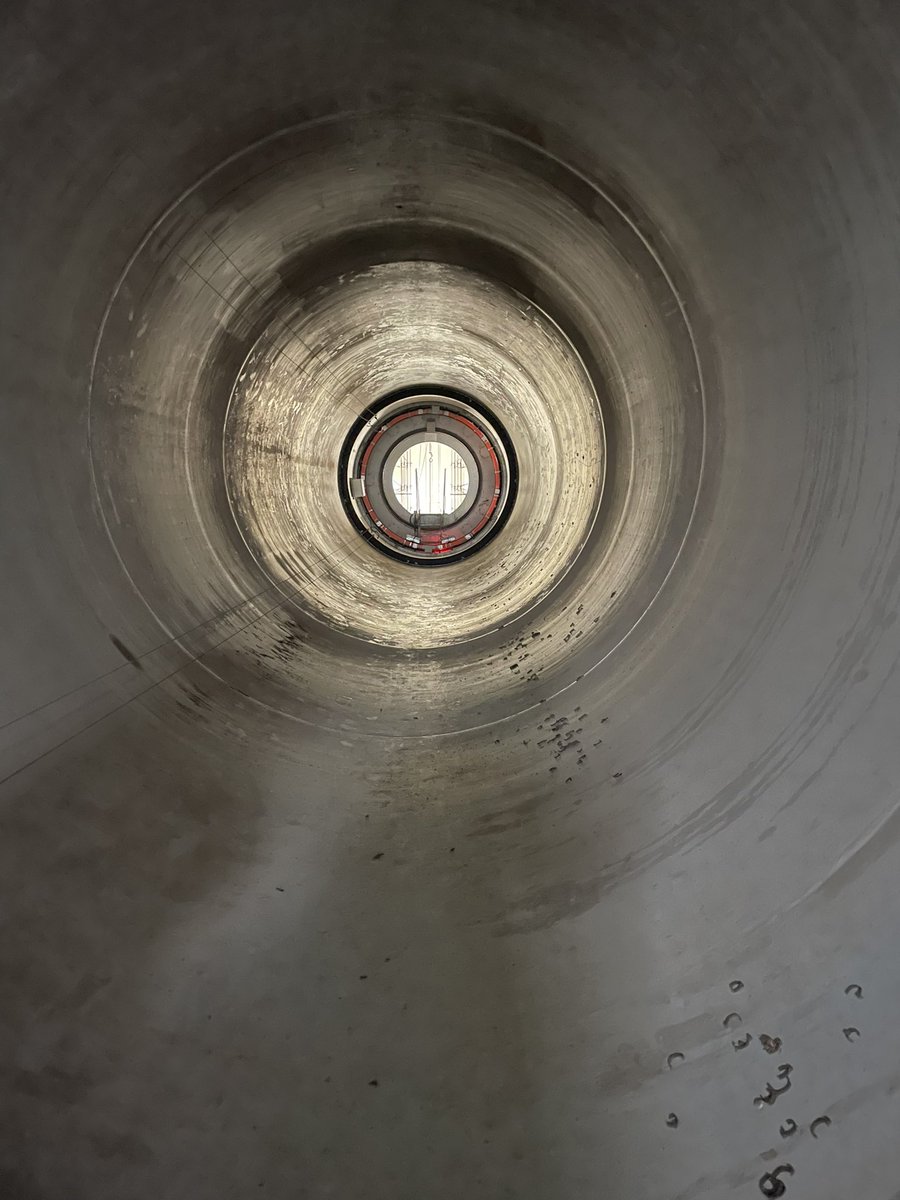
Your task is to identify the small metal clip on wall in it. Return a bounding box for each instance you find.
[753,1064,793,1107]
[759,1164,795,1197]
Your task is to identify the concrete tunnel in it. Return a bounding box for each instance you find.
[2,1,899,1196]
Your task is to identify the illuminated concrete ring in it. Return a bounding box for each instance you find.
[339,388,517,564]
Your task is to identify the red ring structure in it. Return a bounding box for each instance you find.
[360,411,501,550]
[340,396,515,564]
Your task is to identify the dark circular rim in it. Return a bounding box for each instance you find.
[338,385,518,565]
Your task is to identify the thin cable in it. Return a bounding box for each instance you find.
[0,576,292,734]
[0,579,308,791]
[175,247,315,382]
[204,232,383,427]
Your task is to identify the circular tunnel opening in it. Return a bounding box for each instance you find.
[338,387,518,565]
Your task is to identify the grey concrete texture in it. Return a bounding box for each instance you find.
[1,0,898,1196]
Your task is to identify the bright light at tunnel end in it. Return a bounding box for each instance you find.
[391,440,470,517]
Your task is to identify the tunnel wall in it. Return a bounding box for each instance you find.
[3,2,900,1197]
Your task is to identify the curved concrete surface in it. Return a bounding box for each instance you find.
[2,2,900,1197]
